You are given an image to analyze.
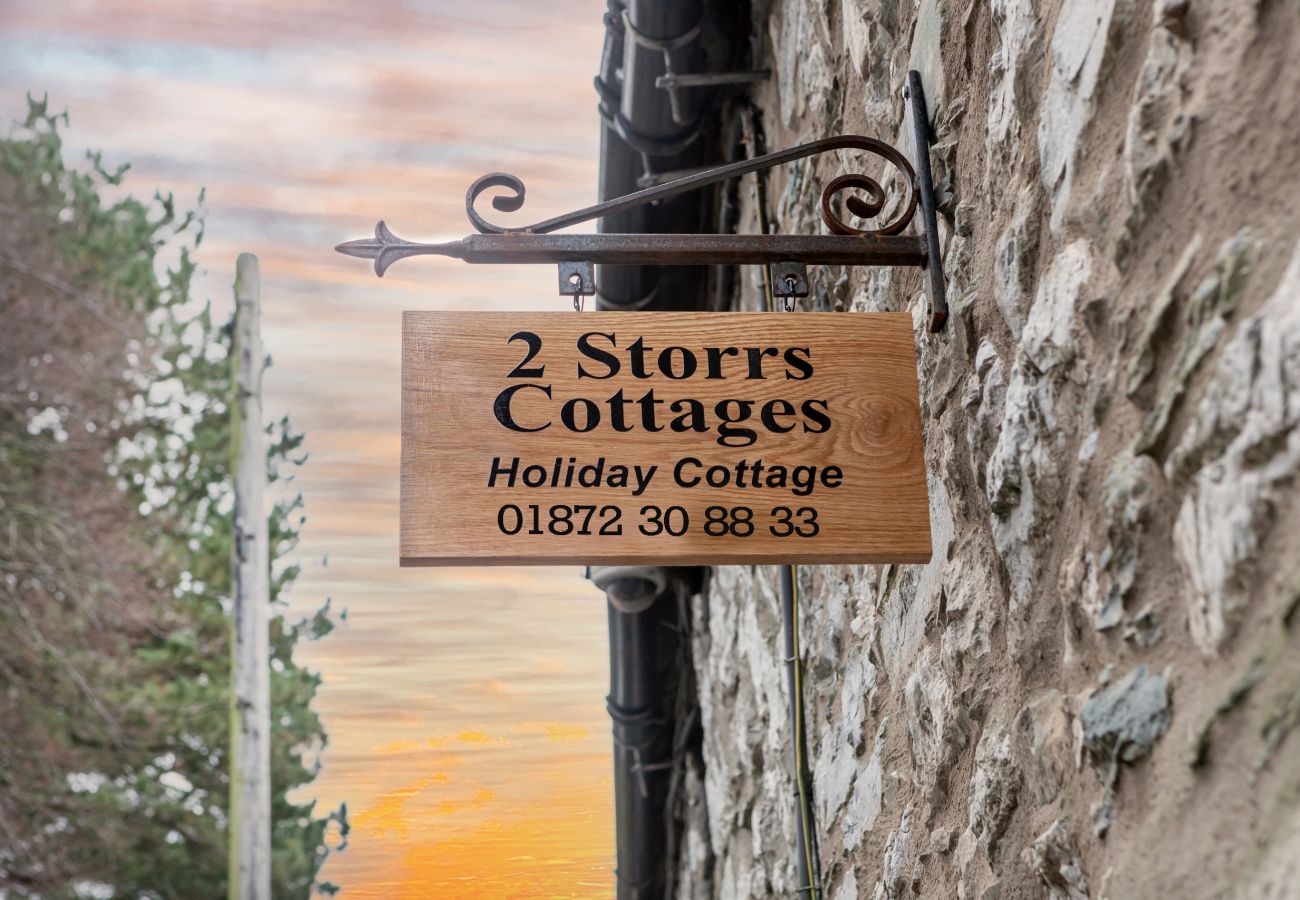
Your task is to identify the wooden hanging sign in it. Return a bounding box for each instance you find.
[401,311,931,566]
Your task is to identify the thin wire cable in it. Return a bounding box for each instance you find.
[788,565,821,896]
[747,106,821,898]
[780,565,820,899]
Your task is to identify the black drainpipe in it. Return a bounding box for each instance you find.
[593,566,678,899]
[590,0,733,895]
[595,0,708,312]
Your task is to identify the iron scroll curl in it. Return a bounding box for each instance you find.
[464,135,918,237]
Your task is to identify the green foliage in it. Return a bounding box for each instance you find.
[0,95,344,897]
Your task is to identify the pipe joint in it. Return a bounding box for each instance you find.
[589,565,670,613]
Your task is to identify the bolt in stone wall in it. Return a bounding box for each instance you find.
[677,0,1300,896]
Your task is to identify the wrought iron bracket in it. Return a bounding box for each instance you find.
[337,70,948,332]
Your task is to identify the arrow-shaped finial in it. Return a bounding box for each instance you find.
[335,221,465,277]
[334,221,406,277]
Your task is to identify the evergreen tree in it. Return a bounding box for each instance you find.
[0,96,345,898]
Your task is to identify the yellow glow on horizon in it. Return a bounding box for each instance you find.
[391,779,611,900]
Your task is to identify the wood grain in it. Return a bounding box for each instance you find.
[401,311,931,565]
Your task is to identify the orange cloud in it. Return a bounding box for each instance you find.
[434,787,496,817]
[350,772,455,840]
[471,678,515,698]
[512,722,594,744]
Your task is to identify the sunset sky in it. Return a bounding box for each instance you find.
[0,1,616,894]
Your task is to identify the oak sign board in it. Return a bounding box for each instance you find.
[401,311,931,566]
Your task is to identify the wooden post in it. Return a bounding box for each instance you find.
[229,253,271,899]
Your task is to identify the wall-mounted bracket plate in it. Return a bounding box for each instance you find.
[558,261,595,296]
[771,262,810,299]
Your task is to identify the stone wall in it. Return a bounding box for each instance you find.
[674,0,1300,897]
